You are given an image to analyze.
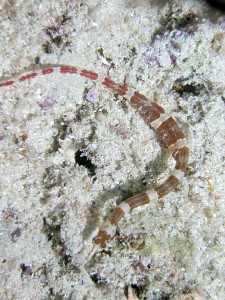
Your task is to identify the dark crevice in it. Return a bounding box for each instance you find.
[205,0,225,11]
[42,217,80,273]
[75,149,96,177]
[90,273,107,286]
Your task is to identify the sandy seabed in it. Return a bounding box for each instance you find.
[0,1,224,299]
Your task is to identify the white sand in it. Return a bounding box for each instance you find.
[0,1,224,299]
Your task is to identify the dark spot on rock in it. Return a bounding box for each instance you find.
[74,104,92,122]
[176,11,200,33]
[151,288,174,299]
[75,149,96,177]
[97,47,104,57]
[35,56,40,64]
[156,292,172,300]
[48,287,64,300]
[11,227,22,242]
[129,46,137,57]
[96,47,112,63]
[153,9,201,41]
[20,263,33,277]
[42,166,61,189]
[50,118,69,153]
[42,41,53,54]
[172,83,205,96]
[42,13,72,54]
[52,35,63,47]
[39,193,51,205]
[90,273,107,285]
[125,283,149,299]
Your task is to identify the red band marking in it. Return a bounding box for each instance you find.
[116,85,128,96]
[131,91,148,102]
[102,77,128,96]
[102,77,116,88]
[19,72,37,82]
[60,66,77,74]
[42,68,54,75]
[80,69,98,80]
[0,80,14,87]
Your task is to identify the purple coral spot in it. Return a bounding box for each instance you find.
[11,227,22,242]
[37,96,56,110]
[86,88,98,102]
[143,51,160,66]
[3,206,17,221]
